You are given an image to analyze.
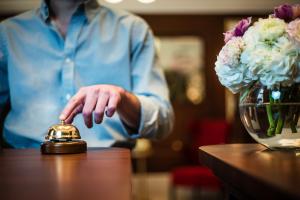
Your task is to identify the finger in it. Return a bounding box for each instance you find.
[106,93,121,117]
[60,90,86,120]
[94,92,109,124]
[82,91,98,128]
[65,103,83,124]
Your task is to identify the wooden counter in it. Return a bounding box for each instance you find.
[199,144,300,200]
[0,148,132,200]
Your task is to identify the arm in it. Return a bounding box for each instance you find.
[129,18,174,139]
[60,17,174,139]
[0,25,10,138]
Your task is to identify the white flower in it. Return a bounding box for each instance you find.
[216,16,300,93]
[243,17,287,50]
[256,18,287,41]
[287,19,300,82]
[295,60,300,82]
[215,37,253,93]
[241,18,298,88]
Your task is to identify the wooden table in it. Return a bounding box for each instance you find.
[0,148,132,200]
[199,144,300,200]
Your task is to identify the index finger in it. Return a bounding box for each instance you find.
[59,90,86,120]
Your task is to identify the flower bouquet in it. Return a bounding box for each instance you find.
[215,4,300,149]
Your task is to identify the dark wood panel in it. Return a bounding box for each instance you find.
[139,15,226,171]
[141,15,226,118]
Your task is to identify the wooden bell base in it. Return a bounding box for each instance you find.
[41,140,87,154]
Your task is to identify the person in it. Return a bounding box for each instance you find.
[0,0,174,148]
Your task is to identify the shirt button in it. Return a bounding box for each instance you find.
[65,58,72,63]
[66,94,72,100]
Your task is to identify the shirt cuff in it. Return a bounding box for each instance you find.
[136,94,161,138]
[119,94,158,139]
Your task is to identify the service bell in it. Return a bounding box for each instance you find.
[41,120,87,154]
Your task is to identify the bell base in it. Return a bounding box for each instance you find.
[41,140,87,154]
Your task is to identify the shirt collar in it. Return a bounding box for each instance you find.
[39,0,50,22]
[84,0,101,22]
[38,0,100,23]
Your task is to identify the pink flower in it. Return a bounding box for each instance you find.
[292,4,300,19]
[223,17,251,43]
[274,4,300,22]
[287,18,300,47]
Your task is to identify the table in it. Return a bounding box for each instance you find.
[199,144,300,200]
[0,148,132,200]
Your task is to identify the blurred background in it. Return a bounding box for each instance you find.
[0,0,298,199]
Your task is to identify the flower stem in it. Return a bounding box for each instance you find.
[291,108,300,133]
[266,96,276,136]
[290,114,297,133]
[275,100,283,134]
[291,123,297,133]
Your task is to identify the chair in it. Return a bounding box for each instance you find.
[170,119,230,199]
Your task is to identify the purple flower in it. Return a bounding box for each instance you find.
[274,4,293,22]
[224,17,251,43]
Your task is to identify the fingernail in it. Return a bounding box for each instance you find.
[94,117,103,124]
[106,108,115,117]
[59,114,65,120]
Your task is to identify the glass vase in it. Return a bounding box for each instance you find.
[239,83,300,150]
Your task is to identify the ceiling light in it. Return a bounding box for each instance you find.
[137,0,156,4]
[105,0,124,4]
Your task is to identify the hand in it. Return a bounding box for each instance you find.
[59,85,125,128]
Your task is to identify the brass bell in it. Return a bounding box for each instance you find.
[41,120,87,154]
[45,120,81,141]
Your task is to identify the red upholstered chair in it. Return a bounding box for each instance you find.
[170,119,230,199]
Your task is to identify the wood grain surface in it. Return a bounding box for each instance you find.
[0,148,132,200]
[199,144,300,200]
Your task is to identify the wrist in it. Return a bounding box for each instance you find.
[118,89,139,113]
[117,90,141,133]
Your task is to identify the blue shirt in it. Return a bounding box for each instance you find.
[0,0,174,148]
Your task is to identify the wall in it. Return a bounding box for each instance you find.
[0,0,299,15]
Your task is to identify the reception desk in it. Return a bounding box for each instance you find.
[199,144,300,200]
[0,148,132,200]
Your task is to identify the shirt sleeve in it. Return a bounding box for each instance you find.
[0,24,10,118]
[127,17,174,140]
